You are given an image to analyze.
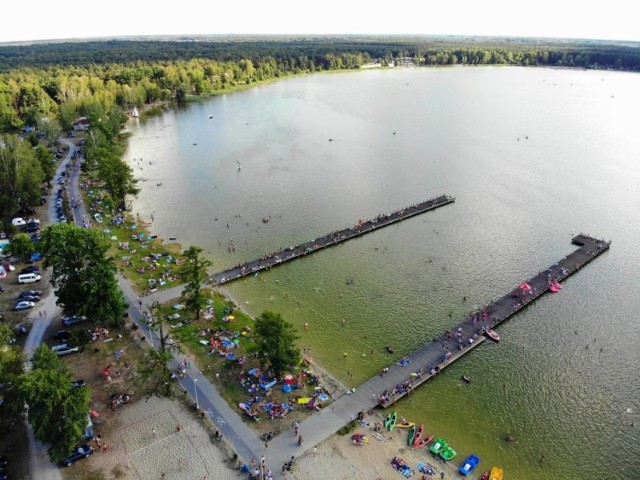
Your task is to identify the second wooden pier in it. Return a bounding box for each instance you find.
[210,194,455,285]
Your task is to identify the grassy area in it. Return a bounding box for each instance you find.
[78,175,183,295]
[154,291,335,435]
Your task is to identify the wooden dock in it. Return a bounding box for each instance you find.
[209,194,455,285]
[378,234,610,408]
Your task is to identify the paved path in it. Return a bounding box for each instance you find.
[22,140,79,480]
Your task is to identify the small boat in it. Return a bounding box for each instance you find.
[459,454,480,476]
[395,421,415,429]
[462,375,472,383]
[549,278,563,293]
[439,446,457,461]
[208,115,214,119]
[489,467,503,480]
[478,472,490,480]
[412,434,433,449]
[430,437,447,455]
[384,411,397,431]
[485,329,500,342]
[412,423,424,445]
[407,425,416,446]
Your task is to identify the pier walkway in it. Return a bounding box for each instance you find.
[377,234,611,407]
[209,194,455,285]
[259,235,610,474]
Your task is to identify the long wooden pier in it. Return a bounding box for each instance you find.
[378,234,610,407]
[209,194,455,285]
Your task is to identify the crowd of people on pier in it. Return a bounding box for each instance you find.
[211,195,453,285]
[376,236,611,407]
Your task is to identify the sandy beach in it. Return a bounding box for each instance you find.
[290,410,462,480]
[72,396,240,480]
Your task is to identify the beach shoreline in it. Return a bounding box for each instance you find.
[290,409,464,480]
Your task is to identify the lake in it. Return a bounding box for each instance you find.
[124,66,640,479]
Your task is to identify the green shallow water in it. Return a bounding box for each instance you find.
[125,66,640,479]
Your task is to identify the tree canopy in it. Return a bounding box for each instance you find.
[0,133,45,216]
[180,246,212,320]
[251,311,301,378]
[20,345,91,462]
[0,324,25,420]
[39,223,127,326]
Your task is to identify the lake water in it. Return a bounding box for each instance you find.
[125,66,640,479]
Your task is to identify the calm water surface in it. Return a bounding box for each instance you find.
[125,67,640,479]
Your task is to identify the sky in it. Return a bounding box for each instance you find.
[2,0,638,44]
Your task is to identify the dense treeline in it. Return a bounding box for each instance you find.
[1,36,639,71]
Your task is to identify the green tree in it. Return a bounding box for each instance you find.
[20,345,91,463]
[0,324,25,420]
[38,117,62,147]
[250,311,300,378]
[39,223,126,326]
[139,301,174,397]
[34,144,55,186]
[9,232,34,261]
[97,154,139,210]
[0,134,45,216]
[180,246,212,320]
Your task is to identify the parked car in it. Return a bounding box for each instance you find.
[14,301,35,311]
[71,379,86,388]
[54,330,72,341]
[62,315,87,327]
[18,290,41,298]
[21,266,40,275]
[60,445,93,467]
[17,273,41,284]
[52,345,79,356]
[11,217,26,227]
[18,295,39,303]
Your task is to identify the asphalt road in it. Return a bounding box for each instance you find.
[21,140,78,480]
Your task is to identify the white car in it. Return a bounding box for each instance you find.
[11,217,26,227]
[54,345,79,356]
[52,344,79,356]
[14,300,36,311]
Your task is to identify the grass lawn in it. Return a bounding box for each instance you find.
[79,175,183,294]
[154,291,335,435]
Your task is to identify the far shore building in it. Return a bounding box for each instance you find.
[72,117,90,131]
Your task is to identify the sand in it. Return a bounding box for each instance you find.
[83,396,241,480]
[289,412,462,480]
